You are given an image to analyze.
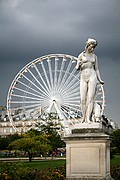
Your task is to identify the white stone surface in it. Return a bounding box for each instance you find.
[72,122,102,130]
[64,132,113,180]
[76,38,105,123]
[71,146,100,174]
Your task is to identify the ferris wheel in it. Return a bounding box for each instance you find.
[7,54,105,132]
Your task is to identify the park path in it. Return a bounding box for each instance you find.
[0,157,66,162]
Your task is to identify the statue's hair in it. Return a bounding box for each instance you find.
[85,38,98,52]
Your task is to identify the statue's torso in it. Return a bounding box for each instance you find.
[80,53,97,82]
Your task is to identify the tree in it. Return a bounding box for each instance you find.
[9,131,51,162]
[110,129,120,154]
[37,113,65,150]
[0,134,20,150]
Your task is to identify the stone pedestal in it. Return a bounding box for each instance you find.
[64,128,113,180]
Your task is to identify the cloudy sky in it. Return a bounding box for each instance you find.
[0,0,120,126]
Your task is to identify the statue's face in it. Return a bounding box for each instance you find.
[87,43,95,53]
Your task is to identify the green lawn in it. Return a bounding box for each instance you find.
[110,155,120,166]
[19,155,120,170]
[21,159,66,170]
[0,155,119,171]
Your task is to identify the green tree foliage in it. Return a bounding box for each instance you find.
[9,130,51,162]
[111,129,120,154]
[0,134,20,150]
[37,113,65,149]
[1,113,65,161]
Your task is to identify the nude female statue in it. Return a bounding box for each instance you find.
[76,38,104,123]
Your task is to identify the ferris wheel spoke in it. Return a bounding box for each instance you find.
[21,104,42,112]
[63,80,79,96]
[34,64,51,93]
[61,110,81,122]
[56,58,66,88]
[56,82,80,98]
[47,57,54,89]
[40,61,52,92]
[64,90,80,100]
[63,102,81,110]
[11,93,45,101]
[62,104,81,113]
[64,96,80,102]
[22,74,50,98]
[57,57,72,89]
[58,58,73,85]
[13,86,45,99]
[10,101,41,104]
[66,90,80,99]
[56,105,71,126]
[61,63,79,87]
[57,71,79,94]
[58,80,79,98]
[63,103,80,110]
[17,80,44,96]
[64,99,80,106]
[64,101,80,107]
[61,105,81,122]
[64,99,80,104]
[60,82,80,97]
[54,57,59,92]
[58,72,79,94]
[27,68,50,97]
[60,107,77,126]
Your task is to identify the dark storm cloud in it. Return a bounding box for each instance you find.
[0,0,119,59]
[0,0,120,125]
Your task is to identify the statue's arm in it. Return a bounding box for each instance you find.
[95,55,104,85]
[75,53,83,70]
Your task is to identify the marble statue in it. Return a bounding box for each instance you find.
[76,38,104,123]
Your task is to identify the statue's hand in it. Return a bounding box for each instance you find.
[100,81,105,85]
[75,64,81,71]
[76,67,80,71]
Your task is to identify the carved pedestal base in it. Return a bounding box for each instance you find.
[64,129,113,180]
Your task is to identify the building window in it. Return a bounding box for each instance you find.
[3,128,6,133]
[9,128,13,133]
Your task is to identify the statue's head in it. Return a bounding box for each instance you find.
[86,38,98,47]
[85,38,98,52]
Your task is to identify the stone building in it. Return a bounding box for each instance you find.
[0,106,118,136]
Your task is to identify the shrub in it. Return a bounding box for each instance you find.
[1,161,120,180]
[0,161,66,180]
[110,164,120,180]
[0,162,23,180]
[36,165,66,180]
